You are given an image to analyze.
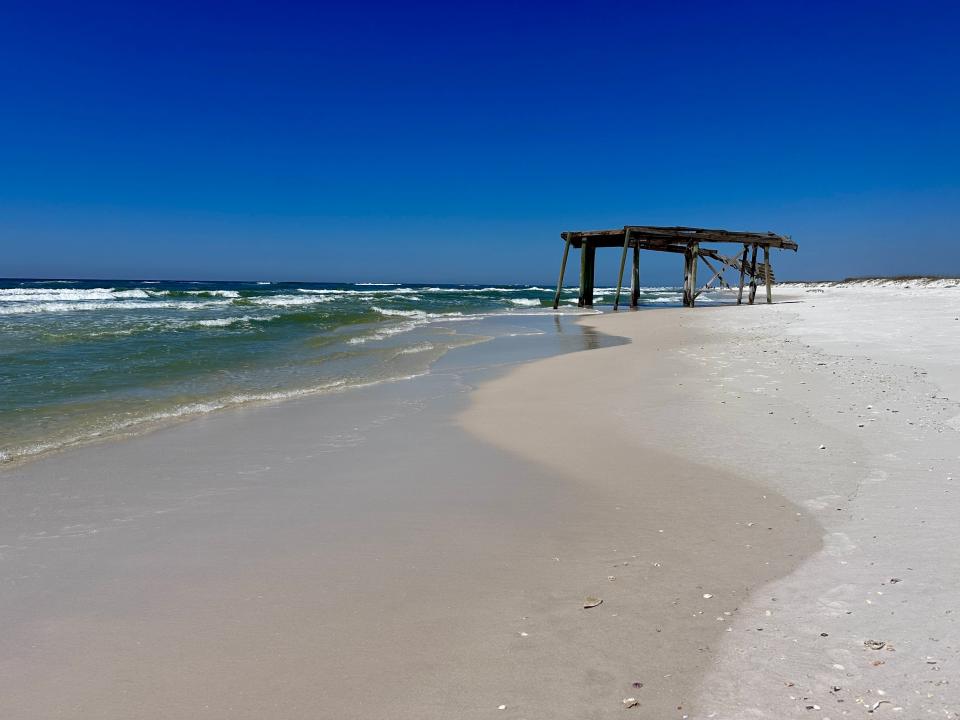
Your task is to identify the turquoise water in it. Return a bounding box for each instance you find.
[0,279,700,465]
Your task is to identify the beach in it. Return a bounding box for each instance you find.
[2,281,958,718]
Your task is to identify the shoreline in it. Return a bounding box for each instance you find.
[0,309,600,471]
[459,308,824,715]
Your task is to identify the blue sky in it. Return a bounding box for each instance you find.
[2,0,958,284]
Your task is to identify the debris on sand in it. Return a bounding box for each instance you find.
[867,699,891,713]
[864,639,886,650]
[584,596,603,609]
[623,697,639,709]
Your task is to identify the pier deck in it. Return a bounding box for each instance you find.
[552,225,798,309]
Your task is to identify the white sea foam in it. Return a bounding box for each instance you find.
[370,306,468,320]
[298,287,420,296]
[181,289,240,298]
[0,299,226,315]
[346,321,421,344]
[297,286,549,296]
[249,295,336,307]
[0,287,150,302]
[396,342,435,354]
[419,286,549,294]
[372,306,429,319]
[192,315,275,328]
[509,298,542,306]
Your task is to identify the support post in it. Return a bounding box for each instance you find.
[613,228,632,311]
[748,244,759,305]
[689,242,699,307]
[552,236,571,309]
[579,240,596,308]
[736,244,748,305]
[764,246,772,304]
[682,249,694,307]
[584,242,596,307]
[630,245,640,307]
[578,240,587,307]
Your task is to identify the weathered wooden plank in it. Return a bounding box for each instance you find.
[698,254,732,292]
[764,246,773,304]
[552,237,571,310]
[683,244,701,307]
[689,242,699,307]
[613,228,632,311]
[578,239,588,307]
[737,244,748,305]
[580,241,596,307]
[562,225,797,251]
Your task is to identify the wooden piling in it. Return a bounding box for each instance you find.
[736,244,748,305]
[552,236,571,309]
[630,245,640,307]
[579,240,596,307]
[586,244,596,307]
[763,246,772,304]
[613,228,632,311]
[682,248,696,307]
[578,240,587,307]
[748,243,759,305]
[689,242,699,307]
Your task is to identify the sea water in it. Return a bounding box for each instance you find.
[0,279,713,465]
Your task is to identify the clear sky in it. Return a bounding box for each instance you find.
[2,0,958,284]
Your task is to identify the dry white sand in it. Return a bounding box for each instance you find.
[684,281,960,718]
[463,279,960,717]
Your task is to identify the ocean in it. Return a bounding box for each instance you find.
[0,278,714,466]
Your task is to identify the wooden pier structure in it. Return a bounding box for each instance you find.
[551,226,798,309]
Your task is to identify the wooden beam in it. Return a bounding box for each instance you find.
[748,243,759,305]
[764,246,773,304]
[562,226,797,251]
[736,244,748,304]
[552,237,571,309]
[630,245,640,307]
[697,255,732,293]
